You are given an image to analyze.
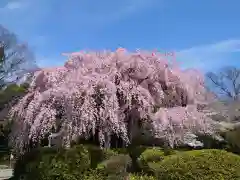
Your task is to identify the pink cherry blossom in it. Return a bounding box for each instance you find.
[8,48,218,153]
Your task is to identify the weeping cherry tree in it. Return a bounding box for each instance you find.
[8,48,219,153]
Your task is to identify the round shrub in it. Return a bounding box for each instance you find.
[47,145,91,180]
[129,173,156,180]
[223,127,240,154]
[97,154,132,179]
[111,148,128,154]
[13,145,91,180]
[82,169,105,180]
[13,147,57,180]
[127,145,147,171]
[86,145,118,168]
[149,149,240,180]
[137,147,165,173]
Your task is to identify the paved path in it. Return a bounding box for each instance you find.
[0,168,13,180]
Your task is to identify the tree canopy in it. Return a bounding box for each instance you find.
[9,49,219,153]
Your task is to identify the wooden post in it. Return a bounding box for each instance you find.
[48,133,52,147]
[10,153,14,168]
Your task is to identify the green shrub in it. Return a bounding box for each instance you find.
[13,147,57,180]
[127,145,147,159]
[82,169,105,180]
[129,173,156,180]
[223,127,240,154]
[127,145,147,171]
[13,145,91,180]
[163,146,178,156]
[97,154,132,179]
[86,145,118,168]
[111,148,128,154]
[149,149,240,180]
[47,145,91,180]
[13,145,127,180]
[137,147,165,173]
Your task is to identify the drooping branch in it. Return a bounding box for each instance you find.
[8,48,218,153]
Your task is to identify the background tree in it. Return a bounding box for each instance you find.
[0,25,37,90]
[206,66,240,123]
[206,66,240,101]
[0,84,29,155]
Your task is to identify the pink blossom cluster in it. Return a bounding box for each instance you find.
[9,48,218,153]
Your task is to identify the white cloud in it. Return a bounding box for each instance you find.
[4,1,23,10]
[176,39,240,72]
[36,55,66,68]
[0,0,31,12]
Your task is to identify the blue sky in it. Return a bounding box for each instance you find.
[0,0,240,72]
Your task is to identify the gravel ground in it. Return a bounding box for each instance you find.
[0,169,13,180]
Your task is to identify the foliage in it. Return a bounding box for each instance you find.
[13,145,91,180]
[97,154,132,179]
[82,169,105,180]
[149,149,240,180]
[137,147,165,173]
[126,145,147,172]
[129,173,156,180]
[0,84,29,153]
[111,147,128,154]
[12,143,240,180]
[222,126,240,154]
[0,84,28,111]
[85,144,118,168]
[136,147,178,174]
[13,144,127,180]
[195,134,227,150]
[13,147,57,180]
[9,49,218,153]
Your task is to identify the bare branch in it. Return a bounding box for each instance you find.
[0,25,37,88]
[206,66,240,101]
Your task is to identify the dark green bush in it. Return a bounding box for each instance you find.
[47,145,91,180]
[86,145,118,168]
[97,154,132,179]
[13,147,57,180]
[137,147,178,174]
[137,147,165,173]
[149,149,240,180]
[13,144,124,180]
[127,145,147,172]
[222,127,240,154]
[82,169,105,180]
[13,145,91,180]
[129,173,156,180]
[111,147,128,154]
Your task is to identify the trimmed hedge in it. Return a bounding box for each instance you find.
[85,145,118,168]
[223,127,240,154]
[97,154,132,179]
[13,147,58,180]
[137,147,178,173]
[13,145,121,180]
[149,149,240,180]
[129,173,156,180]
[45,145,91,180]
[137,147,165,173]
